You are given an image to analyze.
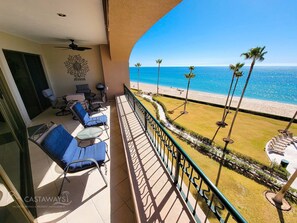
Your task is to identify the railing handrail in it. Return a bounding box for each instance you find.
[124,84,247,223]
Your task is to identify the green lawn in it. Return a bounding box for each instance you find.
[154,95,297,165]
[135,93,297,222]
[174,134,297,223]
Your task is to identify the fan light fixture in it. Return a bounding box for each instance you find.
[57,13,66,17]
[55,39,92,51]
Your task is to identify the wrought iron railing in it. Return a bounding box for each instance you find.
[124,85,247,223]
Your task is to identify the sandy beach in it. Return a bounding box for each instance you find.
[130,82,297,118]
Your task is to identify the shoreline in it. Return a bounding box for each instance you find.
[130,81,297,118]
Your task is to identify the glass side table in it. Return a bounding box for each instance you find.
[76,127,103,146]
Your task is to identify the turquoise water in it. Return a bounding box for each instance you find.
[129,66,297,105]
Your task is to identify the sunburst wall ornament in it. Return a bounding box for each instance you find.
[64,54,89,81]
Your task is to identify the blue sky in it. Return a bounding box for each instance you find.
[129,0,297,67]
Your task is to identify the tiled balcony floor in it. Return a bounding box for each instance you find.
[116,95,197,222]
[28,102,136,223]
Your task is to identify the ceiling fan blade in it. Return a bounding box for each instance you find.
[54,39,92,51]
[76,47,92,51]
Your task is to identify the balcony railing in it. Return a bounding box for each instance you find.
[124,85,247,223]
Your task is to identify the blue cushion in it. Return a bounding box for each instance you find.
[67,142,106,172]
[73,102,107,127]
[73,103,90,124]
[41,125,75,168]
[85,115,108,127]
[41,124,106,172]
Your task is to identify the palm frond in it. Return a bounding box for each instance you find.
[156,59,162,64]
[236,62,245,69]
[241,46,267,62]
[241,52,250,59]
[189,66,195,71]
[235,71,243,77]
[230,62,245,72]
[135,63,141,67]
[185,73,196,79]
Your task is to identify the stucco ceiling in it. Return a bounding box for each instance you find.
[0,0,107,45]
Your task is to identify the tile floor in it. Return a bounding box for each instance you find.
[115,95,200,222]
[28,102,136,223]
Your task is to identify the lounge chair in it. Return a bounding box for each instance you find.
[70,101,108,130]
[90,92,107,112]
[76,84,95,102]
[29,122,109,195]
[42,89,71,116]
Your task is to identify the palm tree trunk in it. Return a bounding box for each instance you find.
[224,77,239,121]
[284,111,297,132]
[137,69,140,92]
[183,79,191,113]
[221,74,235,121]
[227,60,255,139]
[157,65,160,95]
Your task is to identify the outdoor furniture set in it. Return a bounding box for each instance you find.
[30,85,110,196]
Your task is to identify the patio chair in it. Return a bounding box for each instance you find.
[90,92,107,112]
[29,122,109,196]
[42,89,71,116]
[76,84,95,102]
[70,101,109,130]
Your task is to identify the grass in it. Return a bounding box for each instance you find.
[133,92,297,222]
[174,134,297,223]
[154,95,297,165]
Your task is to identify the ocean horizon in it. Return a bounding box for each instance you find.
[129,66,297,105]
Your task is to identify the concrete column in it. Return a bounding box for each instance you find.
[100,44,130,100]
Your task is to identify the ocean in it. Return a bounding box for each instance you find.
[129,66,297,105]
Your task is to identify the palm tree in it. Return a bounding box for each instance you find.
[183,66,195,114]
[224,70,243,120]
[211,64,244,144]
[156,59,162,95]
[225,46,267,140]
[278,110,297,134]
[216,63,244,127]
[135,63,141,92]
[215,46,267,187]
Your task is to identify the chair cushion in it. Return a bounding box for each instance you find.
[72,102,107,127]
[41,125,76,169]
[72,102,90,124]
[76,84,91,93]
[41,124,106,172]
[67,142,106,172]
[85,115,108,127]
[42,89,53,97]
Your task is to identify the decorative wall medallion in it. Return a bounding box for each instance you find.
[64,54,89,81]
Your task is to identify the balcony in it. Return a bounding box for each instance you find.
[29,103,135,222]
[28,86,246,222]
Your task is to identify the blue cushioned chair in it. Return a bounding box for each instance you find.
[71,101,109,131]
[29,122,109,196]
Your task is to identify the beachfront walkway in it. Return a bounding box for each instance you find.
[131,82,297,118]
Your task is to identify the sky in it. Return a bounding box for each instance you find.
[129,0,297,67]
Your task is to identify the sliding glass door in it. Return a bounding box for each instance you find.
[0,68,36,220]
[3,50,50,119]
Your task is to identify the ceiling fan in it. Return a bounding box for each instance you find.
[55,39,92,51]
